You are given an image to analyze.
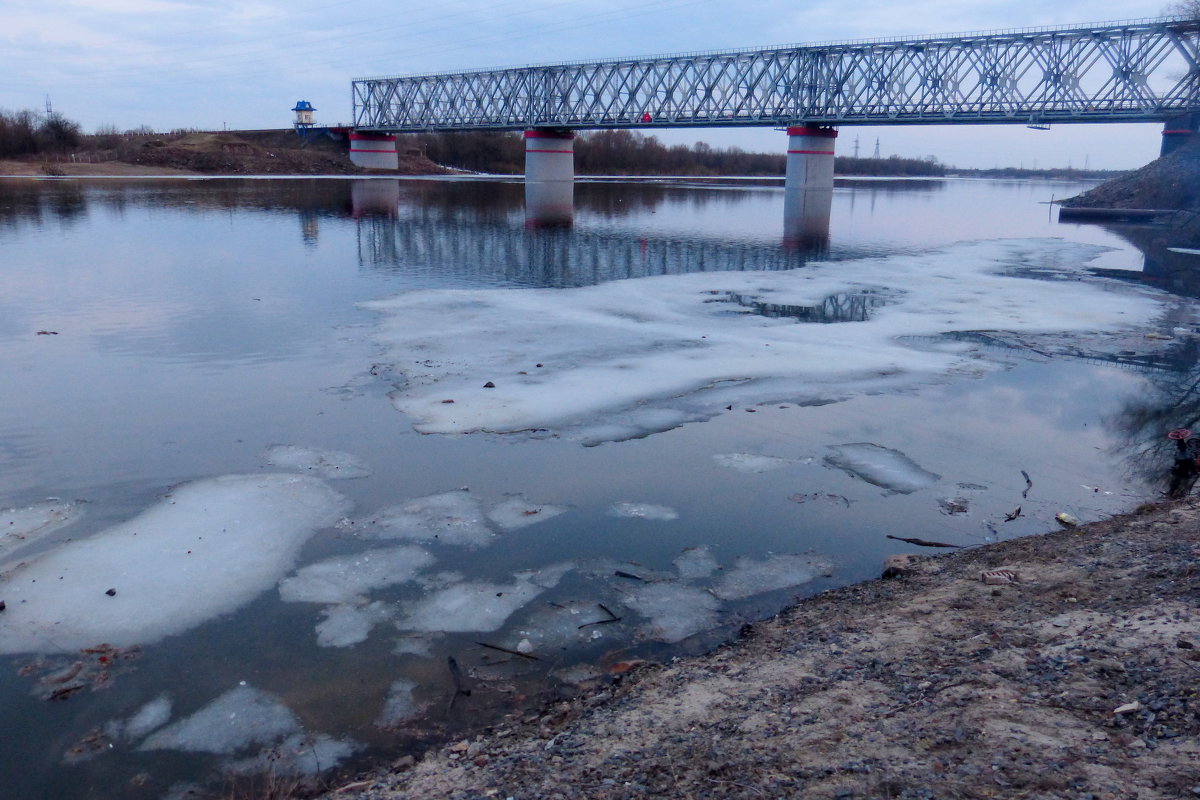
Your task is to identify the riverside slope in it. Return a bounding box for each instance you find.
[330,498,1200,800]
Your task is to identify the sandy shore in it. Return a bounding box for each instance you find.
[327,498,1200,799]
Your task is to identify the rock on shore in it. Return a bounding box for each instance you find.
[329,498,1200,799]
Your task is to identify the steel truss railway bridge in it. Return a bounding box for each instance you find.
[345,16,1200,221]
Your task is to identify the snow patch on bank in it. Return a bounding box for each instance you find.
[364,239,1159,442]
[0,474,349,654]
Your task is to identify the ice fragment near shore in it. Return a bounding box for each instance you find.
[0,499,82,563]
[714,554,831,600]
[609,502,679,521]
[376,678,422,728]
[315,601,393,648]
[139,686,301,754]
[0,474,349,654]
[358,490,493,546]
[824,443,940,494]
[396,566,570,633]
[487,496,568,530]
[265,445,371,480]
[712,453,800,473]
[622,583,720,643]
[279,546,434,604]
[224,733,358,776]
[673,546,719,580]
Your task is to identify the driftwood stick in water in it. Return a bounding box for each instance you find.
[886,534,963,549]
[1021,470,1033,499]
[475,641,541,661]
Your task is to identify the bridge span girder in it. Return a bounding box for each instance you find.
[353,17,1200,132]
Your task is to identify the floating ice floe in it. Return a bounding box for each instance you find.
[109,694,173,741]
[673,546,719,580]
[713,554,833,600]
[355,490,494,547]
[279,545,435,605]
[376,678,423,728]
[264,445,371,480]
[609,502,679,521]
[0,499,82,564]
[620,583,720,643]
[396,564,571,633]
[512,599,621,652]
[712,453,802,473]
[140,685,357,776]
[824,443,941,494]
[364,239,1160,443]
[487,495,568,530]
[139,685,302,754]
[315,601,393,648]
[0,474,349,654]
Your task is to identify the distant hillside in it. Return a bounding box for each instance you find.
[1062,140,1200,209]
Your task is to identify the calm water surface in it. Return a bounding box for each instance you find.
[0,175,1193,798]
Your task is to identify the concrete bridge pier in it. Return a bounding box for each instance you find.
[784,126,837,191]
[525,129,575,226]
[349,132,399,169]
[782,188,833,253]
[1161,113,1200,157]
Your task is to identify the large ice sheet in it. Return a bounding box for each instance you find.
[0,499,82,564]
[825,443,941,494]
[354,490,494,546]
[279,546,435,604]
[364,239,1160,442]
[0,474,349,654]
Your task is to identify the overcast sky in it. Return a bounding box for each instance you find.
[0,0,1189,168]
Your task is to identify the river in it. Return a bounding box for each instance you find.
[0,175,1195,798]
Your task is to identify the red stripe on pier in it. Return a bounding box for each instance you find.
[787,149,836,155]
[525,148,573,154]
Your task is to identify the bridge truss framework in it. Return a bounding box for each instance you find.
[353,17,1200,132]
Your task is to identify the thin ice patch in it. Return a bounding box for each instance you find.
[674,546,719,580]
[315,601,392,648]
[265,445,371,480]
[714,554,832,601]
[223,733,359,776]
[356,490,494,547]
[712,453,800,473]
[621,583,720,643]
[0,474,350,654]
[397,577,549,633]
[139,685,301,754]
[609,502,679,521]
[0,499,82,563]
[488,496,568,530]
[824,443,941,494]
[123,694,173,740]
[364,239,1158,443]
[376,678,423,728]
[279,545,434,604]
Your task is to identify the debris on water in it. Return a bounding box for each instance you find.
[885,534,962,549]
[577,604,622,629]
[788,492,852,508]
[614,570,643,581]
[447,656,472,709]
[483,381,496,388]
[28,643,142,700]
[980,569,1020,585]
[487,496,567,530]
[105,588,117,597]
[824,443,940,494]
[476,641,541,661]
[63,726,112,764]
[0,600,5,612]
[938,497,969,515]
[1021,470,1033,498]
[1055,512,1080,528]
[607,659,648,674]
[1004,506,1023,522]
[35,330,58,335]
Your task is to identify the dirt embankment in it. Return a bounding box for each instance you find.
[1064,140,1200,210]
[0,130,449,177]
[329,499,1200,800]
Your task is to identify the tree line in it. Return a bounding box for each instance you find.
[402,129,949,177]
[0,109,82,157]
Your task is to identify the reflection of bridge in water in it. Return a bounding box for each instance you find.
[351,180,832,288]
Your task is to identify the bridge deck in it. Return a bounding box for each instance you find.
[353,17,1200,132]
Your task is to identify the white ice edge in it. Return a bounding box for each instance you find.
[363,239,1162,442]
[0,474,350,654]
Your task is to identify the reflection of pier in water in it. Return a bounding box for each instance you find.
[352,179,832,288]
[356,216,823,288]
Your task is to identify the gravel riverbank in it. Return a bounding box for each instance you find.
[327,498,1200,800]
